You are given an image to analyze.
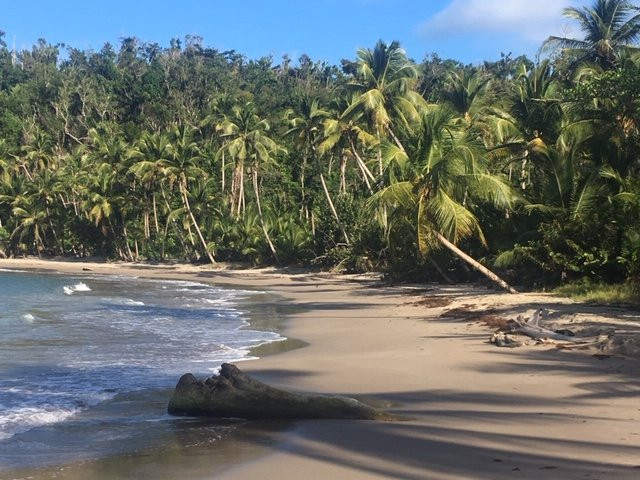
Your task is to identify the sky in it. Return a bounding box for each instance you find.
[1,0,591,65]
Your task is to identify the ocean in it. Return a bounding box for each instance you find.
[0,269,284,475]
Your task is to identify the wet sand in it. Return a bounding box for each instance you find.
[1,258,639,479]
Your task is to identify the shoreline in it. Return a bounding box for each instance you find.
[1,258,639,479]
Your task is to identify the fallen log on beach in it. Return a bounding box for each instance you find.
[168,363,392,420]
[490,309,611,348]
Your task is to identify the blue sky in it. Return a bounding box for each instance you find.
[2,0,590,65]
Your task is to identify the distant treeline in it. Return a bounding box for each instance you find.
[0,0,639,288]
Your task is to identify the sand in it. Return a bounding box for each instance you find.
[1,258,639,479]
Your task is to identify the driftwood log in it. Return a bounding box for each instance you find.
[491,309,610,349]
[168,363,392,420]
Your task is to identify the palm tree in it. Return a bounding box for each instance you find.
[285,96,328,216]
[320,94,379,193]
[346,40,426,174]
[484,60,564,190]
[129,132,171,238]
[286,96,351,244]
[543,0,640,69]
[372,106,519,292]
[443,70,491,123]
[163,123,216,263]
[218,102,283,262]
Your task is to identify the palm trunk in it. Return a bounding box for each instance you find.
[180,181,215,264]
[339,155,347,195]
[122,223,135,262]
[46,207,64,255]
[427,256,453,283]
[319,172,349,244]
[221,150,226,192]
[144,210,150,240]
[349,138,375,192]
[252,169,279,264]
[300,149,308,217]
[152,193,160,234]
[376,126,383,177]
[231,159,244,218]
[387,125,406,154]
[434,232,517,294]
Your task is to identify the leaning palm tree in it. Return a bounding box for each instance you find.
[543,0,640,69]
[372,106,520,292]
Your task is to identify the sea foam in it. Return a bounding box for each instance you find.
[63,282,91,295]
[0,406,78,440]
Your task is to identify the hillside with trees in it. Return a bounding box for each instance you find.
[1,0,639,292]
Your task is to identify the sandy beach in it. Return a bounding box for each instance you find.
[1,258,639,479]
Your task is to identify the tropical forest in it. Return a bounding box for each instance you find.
[1,0,639,295]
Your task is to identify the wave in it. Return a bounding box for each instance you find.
[63,282,91,295]
[21,313,35,323]
[0,405,78,441]
[124,299,145,306]
[73,282,91,292]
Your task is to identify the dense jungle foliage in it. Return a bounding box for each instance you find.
[1,0,639,289]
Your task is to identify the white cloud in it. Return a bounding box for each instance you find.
[420,0,590,43]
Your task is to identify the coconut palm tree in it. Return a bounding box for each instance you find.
[442,69,491,123]
[218,102,284,262]
[372,106,520,292]
[483,60,564,190]
[320,94,379,193]
[345,40,426,174]
[285,96,328,214]
[286,96,351,244]
[163,123,216,263]
[129,132,172,238]
[543,0,640,69]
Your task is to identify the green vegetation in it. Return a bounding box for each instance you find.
[0,0,639,290]
[555,280,640,306]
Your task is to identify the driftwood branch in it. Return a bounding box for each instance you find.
[168,363,393,421]
[491,309,611,348]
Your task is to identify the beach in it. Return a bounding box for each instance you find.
[1,258,639,479]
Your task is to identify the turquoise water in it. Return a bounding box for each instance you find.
[0,270,282,471]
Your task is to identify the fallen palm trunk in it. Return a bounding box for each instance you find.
[168,363,392,420]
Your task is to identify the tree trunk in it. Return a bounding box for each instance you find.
[434,232,517,294]
[349,138,374,192]
[122,223,135,262]
[387,125,406,154]
[168,363,392,421]
[319,172,349,244]
[144,210,150,240]
[252,169,279,264]
[427,256,453,283]
[376,126,383,177]
[180,181,215,264]
[152,192,160,234]
[221,150,226,192]
[340,155,347,195]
